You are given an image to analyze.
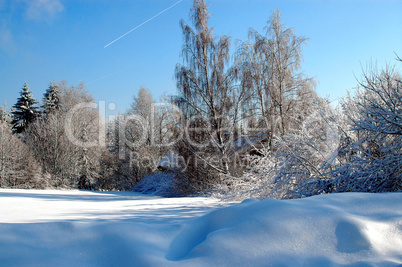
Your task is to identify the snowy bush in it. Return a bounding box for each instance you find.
[211,149,276,200]
[228,60,402,200]
[133,172,181,197]
[331,62,402,192]
[214,106,342,200]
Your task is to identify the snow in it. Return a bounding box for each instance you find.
[0,189,401,266]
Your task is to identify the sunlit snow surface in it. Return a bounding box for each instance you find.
[0,189,401,266]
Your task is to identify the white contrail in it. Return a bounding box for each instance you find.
[86,67,132,85]
[104,0,184,48]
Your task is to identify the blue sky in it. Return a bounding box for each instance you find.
[0,0,401,114]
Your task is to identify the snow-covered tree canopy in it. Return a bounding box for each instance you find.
[11,82,39,134]
[42,82,61,115]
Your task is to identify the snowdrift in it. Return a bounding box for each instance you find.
[0,189,401,266]
[167,193,402,266]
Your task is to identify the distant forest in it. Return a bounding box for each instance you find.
[1,0,400,199]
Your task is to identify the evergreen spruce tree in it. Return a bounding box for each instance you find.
[42,82,61,115]
[11,82,39,134]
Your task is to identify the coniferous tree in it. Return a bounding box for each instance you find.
[11,82,39,134]
[42,82,61,115]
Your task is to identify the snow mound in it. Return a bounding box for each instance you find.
[166,193,402,266]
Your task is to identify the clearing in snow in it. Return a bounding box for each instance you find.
[0,189,401,266]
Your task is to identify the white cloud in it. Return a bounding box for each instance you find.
[24,0,64,21]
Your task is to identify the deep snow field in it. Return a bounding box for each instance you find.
[0,189,401,266]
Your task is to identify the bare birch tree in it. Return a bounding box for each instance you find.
[0,112,43,188]
[175,0,247,175]
[236,10,316,146]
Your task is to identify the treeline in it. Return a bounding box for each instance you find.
[0,81,179,190]
[0,82,137,190]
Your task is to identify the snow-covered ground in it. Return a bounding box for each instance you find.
[0,189,401,266]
